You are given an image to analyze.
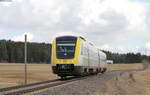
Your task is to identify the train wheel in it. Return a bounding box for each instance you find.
[96,69,99,74]
[101,68,107,74]
[101,68,104,74]
[101,71,104,74]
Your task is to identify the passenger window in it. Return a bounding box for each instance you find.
[81,44,83,55]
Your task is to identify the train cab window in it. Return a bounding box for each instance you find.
[56,36,77,59]
[57,44,75,53]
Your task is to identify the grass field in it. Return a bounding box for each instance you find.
[0,63,147,88]
[94,63,150,95]
[107,63,143,71]
[0,63,57,88]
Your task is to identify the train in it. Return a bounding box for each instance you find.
[51,35,107,79]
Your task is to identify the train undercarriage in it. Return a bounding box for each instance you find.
[52,64,107,79]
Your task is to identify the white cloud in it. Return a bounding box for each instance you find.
[0,1,12,7]
[0,31,3,36]
[79,0,146,26]
[0,0,150,54]
[99,43,150,55]
[0,30,4,37]
[12,32,33,42]
[99,44,130,54]
[144,42,150,49]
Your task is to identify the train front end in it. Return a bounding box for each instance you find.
[51,36,81,78]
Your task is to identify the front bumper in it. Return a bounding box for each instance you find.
[52,64,83,76]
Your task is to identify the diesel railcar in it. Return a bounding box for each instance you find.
[51,35,107,78]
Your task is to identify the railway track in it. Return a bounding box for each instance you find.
[0,69,142,95]
[0,76,89,95]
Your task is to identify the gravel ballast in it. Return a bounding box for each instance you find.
[29,70,126,95]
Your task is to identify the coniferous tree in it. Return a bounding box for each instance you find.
[0,40,8,62]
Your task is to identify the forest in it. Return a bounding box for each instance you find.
[0,40,51,63]
[103,51,150,63]
[0,40,149,63]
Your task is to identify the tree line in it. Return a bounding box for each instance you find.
[0,40,51,63]
[103,51,150,63]
[0,40,150,64]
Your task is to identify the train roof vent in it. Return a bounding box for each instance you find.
[89,43,94,46]
[79,36,86,41]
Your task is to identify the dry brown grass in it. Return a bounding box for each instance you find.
[107,63,143,71]
[0,63,58,88]
[94,63,150,95]
[0,63,149,91]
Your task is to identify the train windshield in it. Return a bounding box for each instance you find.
[56,36,77,59]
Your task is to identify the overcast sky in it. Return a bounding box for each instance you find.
[0,0,150,54]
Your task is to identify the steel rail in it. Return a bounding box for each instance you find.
[0,79,59,92]
[2,76,88,95]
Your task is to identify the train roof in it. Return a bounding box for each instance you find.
[55,35,86,41]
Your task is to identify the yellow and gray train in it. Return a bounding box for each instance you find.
[51,35,107,78]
